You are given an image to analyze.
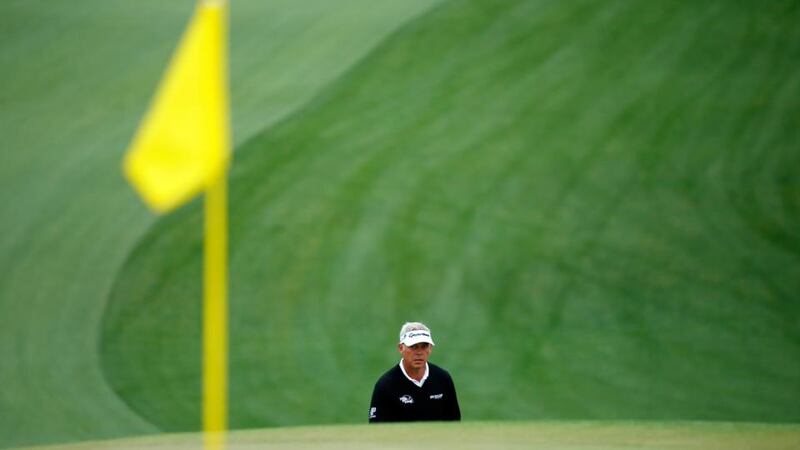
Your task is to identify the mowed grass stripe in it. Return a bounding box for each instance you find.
[0,1,443,448]
[101,0,800,433]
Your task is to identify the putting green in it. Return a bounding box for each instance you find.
[16,422,800,450]
[2,0,798,448]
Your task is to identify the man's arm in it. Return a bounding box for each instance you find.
[444,373,461,421]
[368,380,396,423]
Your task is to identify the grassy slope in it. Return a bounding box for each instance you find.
[17,422,800,450]
[0,0,441,448]
[101,0,800,433]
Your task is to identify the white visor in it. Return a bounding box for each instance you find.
[400,330,435,347]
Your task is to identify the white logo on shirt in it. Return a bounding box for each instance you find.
[369,407,377,419]
[399,395,414,404]
[430,393,443,399]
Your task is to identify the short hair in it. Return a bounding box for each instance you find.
[399,322,430,342]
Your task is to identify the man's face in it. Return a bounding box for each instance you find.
[398,342,432,370]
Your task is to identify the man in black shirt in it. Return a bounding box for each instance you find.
[369,322,461,422]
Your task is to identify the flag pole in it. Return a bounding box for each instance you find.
[202,1,230,449]
[204,172,228,450]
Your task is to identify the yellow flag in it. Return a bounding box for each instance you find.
[124,1,229,213]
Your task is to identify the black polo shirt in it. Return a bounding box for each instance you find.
[369,362,461,422]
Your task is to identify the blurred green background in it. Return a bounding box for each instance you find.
[1,0,798,448]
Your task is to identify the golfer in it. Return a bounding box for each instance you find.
[368,322,461,422]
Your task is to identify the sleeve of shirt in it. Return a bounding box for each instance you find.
[368,379,395,423]
[444,372,461,421]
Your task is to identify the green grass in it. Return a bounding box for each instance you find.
[0,1,440,448]
[2,0,799,449]
[17,422,800,450]
[101,0,800,433]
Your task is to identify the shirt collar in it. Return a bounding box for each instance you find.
[399,360,429,387]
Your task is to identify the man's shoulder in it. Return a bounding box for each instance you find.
[375,364,403,387]
[428,362,453,379]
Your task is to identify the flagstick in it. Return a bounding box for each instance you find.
[203,0,230,448]
[203,173,228,450]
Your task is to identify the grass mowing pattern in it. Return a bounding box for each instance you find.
[101,0,800,432]
[0,1,441,448]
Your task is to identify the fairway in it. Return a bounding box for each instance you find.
[17,422,800,450]
[1,0,799,448]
